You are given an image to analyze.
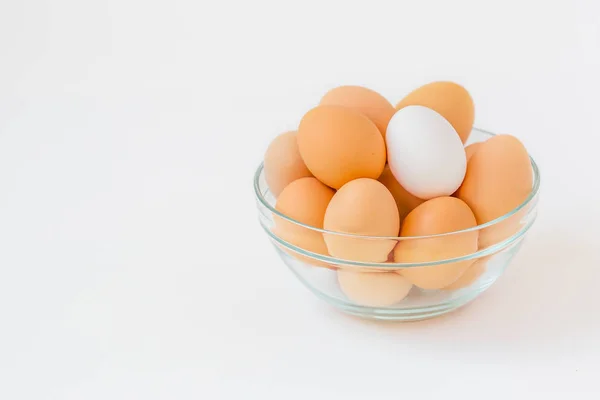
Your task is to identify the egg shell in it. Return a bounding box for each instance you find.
[320,86,396,140]
[450,142,482,197]
[324,178,399,262]
[337,269,412,307]
[263,131,313,197]
[396,81,474,143]
[386,106,467,199]
[297,106,386,190]
[394,197,478,289]
[456,134,533,248]
[442,256,489,290]
[479,206,529,249]
[274,177,335,267]
[377,164,424,221]
[465,142,482,161]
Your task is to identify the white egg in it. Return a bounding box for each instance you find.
[386,105,466,199]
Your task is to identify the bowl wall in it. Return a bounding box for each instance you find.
[273,238,524,320]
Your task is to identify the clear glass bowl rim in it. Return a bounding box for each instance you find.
[254,127,540,241]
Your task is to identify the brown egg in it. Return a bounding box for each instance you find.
[320,86,396,140]
[450,142,482,197]
[482,207,530,249]
[274,177,335,267]
[324,178,399,262]
[297,106,386,189]
[264,131,312,197]
[442,256,489,290]
[456,134,533,248]
[394,197,478,289]
[396,81,474,143]
[378,165,424,221]
[465,142,482,161]
[338,269,412,307]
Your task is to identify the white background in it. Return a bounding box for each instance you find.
[1,0,599,398]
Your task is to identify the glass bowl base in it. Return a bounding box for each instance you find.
[311,279,496,322]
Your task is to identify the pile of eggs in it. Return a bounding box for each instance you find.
[263,81,533,307]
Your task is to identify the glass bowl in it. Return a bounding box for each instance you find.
[254,127,540,321]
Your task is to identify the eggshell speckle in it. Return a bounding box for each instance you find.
[394,197,478,289]
[320,86,396,140]
[324,178,399,262]
[264,131,312,197]
[377,164,424,221]
[298,106,386,190]
[396,81,474,143]
[456,134,533,248]
[274,177,335,267]
[338,269,412,307]
[386,106,467,199]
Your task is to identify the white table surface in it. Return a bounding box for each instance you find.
[1,0,599,398]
